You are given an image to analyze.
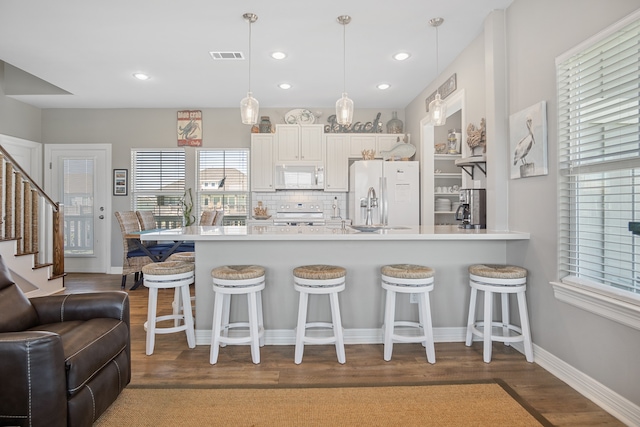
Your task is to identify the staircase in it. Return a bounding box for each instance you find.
[0,146,64,296]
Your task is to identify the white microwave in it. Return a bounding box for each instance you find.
[274,164,324,190]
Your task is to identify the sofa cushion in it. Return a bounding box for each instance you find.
[30,318,129,396]
[0,284,38,332]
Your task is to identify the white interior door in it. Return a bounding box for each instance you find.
[45,144,111,273]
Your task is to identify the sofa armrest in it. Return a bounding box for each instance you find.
[0,331,68,427]
[31,291,130,328]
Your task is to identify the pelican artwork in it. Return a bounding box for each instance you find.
[513,117,535,166]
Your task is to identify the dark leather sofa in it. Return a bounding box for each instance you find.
[0,256,130,427]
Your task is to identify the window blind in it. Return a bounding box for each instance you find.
[131,150,186,226]
[557,16,640,294]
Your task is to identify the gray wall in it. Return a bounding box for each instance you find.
[0,62,42,141]
[405,0,640,407]
[505,0,640,406]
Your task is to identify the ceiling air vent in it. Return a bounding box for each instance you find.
[209,52,245,60]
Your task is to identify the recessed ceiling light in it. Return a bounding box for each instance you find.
[278,83,292,89]
[393,52,411,61]
[133,73,150,81]
[271,51,287,60]
[377,83,391,90]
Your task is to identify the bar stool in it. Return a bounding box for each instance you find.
[210,265,265,364]
[143,261,196,355]
[465,264,533,363]
[167,252,195,326]
[381,264,435,364]
[293,264,346,364]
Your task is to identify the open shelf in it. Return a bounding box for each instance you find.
[455,155,486,179]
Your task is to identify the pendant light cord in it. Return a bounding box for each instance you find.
[248,20,252,93]
[342,22,346,94]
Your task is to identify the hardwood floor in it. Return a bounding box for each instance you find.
[65,273,623,426]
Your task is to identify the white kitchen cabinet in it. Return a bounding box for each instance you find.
[251,134,275,192]
[325,134,350,192]
[376,134,403,155]
[348,135,376,158]
[275,124,324,162]
[348,134,406,158]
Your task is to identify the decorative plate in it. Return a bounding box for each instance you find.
[284,109,315,125]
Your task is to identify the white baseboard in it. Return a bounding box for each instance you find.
[194,326,639,425]
[532,343,640,427]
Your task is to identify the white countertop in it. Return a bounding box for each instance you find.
[140,225,530,241]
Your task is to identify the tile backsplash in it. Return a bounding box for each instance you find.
[251,191,347,219]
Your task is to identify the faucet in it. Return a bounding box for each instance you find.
[365,187,378,225]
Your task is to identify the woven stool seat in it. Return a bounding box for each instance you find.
[465,264,533,363]
[381,264,436,363]
[293,265,346,281]
[468,264,527,280]
[294,265,346,364]
[212,265,265,281]
[168,252,195,263]
[143,261,194,276]
[210,265,266,365]
[381,264,434,280]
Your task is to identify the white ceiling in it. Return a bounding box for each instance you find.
[0,0,512,110]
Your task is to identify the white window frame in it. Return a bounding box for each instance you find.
[553,10,640,330]
[196,149,250,225]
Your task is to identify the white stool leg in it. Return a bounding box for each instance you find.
[419,291,436,364]
[220,292,231,347]
[501,292,510,346]
[517,291,534,362]
[465,285,478,346]
[483,289,493,363]
[173,286,182,327]
[181,284,196,348]
[257,290,265,347]
[210,291,225,364]
[294,291,309,364]
[383,288,396,361]
[146,287,158,356]
[329,291,346,364]
[247,291,261,364]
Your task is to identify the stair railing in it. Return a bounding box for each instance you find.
[0,145,64,278]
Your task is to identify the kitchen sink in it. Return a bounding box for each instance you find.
[349,225,411,232]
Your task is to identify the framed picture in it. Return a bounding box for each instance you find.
[113,169,128,196]
[509,101,548,179]
[177,110,203,146]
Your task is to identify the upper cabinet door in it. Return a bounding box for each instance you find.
[276,125,300,161]
[275,124,324,162]
[299,125,324,161]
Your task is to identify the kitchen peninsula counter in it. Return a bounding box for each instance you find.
[140,225,529,345]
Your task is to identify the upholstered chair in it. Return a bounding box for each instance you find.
[0,255,131,427]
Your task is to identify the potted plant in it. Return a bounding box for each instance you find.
[180,188,196,226]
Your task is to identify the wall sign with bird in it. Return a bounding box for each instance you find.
[509,101,548,179]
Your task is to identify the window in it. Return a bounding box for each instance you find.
[197,150,249,225]
[555,13,640,326]
[131,149,186,228]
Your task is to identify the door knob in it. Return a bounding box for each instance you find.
[99,215,104,219]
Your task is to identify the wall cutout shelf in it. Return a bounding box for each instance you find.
[455,155,486,179]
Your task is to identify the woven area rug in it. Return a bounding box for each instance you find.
[94,380,551,426]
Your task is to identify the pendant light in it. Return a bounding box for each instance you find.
[336,15,354,126]
[240,13,259,125]
[428,17,447,126]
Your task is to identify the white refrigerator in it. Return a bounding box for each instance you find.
[348,160,419,226]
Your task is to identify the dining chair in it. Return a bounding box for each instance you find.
[115,211,154,289]
[199,210,217,226]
